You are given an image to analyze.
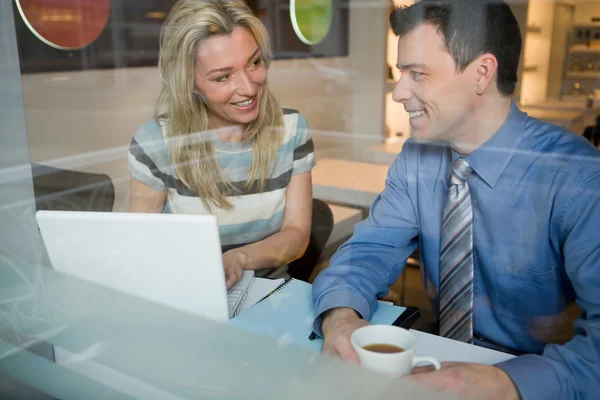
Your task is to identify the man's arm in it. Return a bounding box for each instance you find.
[496,173,600,399]
[312,145,420,336]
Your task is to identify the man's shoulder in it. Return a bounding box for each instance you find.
[521,116,600,176]
[387,138,450,179]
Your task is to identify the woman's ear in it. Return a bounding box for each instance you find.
[193,90,205,102]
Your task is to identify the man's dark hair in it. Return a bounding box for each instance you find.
[390,0,522,96]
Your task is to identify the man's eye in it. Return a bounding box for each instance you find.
[411,71,424,79]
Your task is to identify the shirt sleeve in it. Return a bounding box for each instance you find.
[127,121,169,192]
[312,143,420,336]
[497,172,600,400]
[292,113,316,175]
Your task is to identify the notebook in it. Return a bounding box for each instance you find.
[229,279,406,353]
[35,210,254,322]
[241,277,286,312]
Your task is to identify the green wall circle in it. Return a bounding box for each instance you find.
[290,0,333,46]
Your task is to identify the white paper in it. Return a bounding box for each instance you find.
[241,277,286,311]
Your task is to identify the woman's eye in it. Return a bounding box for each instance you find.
[252,57,263,67]
[216,74,230,82]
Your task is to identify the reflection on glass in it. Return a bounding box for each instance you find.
[290,0,333,45]
[0,260,444,399]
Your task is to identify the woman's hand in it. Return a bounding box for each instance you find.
[222,250,247,290]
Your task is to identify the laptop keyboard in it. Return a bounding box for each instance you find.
[228,285,249,318]
[226,271,255,318]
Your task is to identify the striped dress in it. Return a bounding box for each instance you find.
[128,108,315,274]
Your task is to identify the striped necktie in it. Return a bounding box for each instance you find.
[439,157,474,343]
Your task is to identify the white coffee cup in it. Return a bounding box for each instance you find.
[350,325,441,376]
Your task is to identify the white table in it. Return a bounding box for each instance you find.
[312,158,389,209]
[236,280,515,366]
[412,330,515,365]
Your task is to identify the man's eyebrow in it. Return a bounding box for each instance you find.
[397,63,428,70]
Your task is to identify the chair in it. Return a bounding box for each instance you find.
[583,116,600,148]
[593,116,600,148]
[31,163,115,212]
[583,126,594,144]
[287,199,334,282]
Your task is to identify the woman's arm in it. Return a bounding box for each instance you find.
[129,177,167,213]
[224,171,313,272]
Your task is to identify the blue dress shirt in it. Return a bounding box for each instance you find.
[312,103,600,399]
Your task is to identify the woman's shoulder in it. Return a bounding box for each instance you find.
[281,108,308,142]
[133,119,167,143]
[281,107,306,122]
[130,119,171,162]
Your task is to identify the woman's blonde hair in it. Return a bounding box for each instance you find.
[155,0,283,210]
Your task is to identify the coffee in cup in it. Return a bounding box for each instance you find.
[350,325,441,376]
[362,344,404,353]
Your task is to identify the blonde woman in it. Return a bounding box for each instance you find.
[128,0,315,289]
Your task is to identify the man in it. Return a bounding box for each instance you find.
[312,1,600,399]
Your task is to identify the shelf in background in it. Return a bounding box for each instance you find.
[566,71,600,79]
[559,95,594,104]
[569,45,600,54]
[573,24,600,29]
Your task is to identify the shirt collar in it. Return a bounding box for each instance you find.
[452,102,526,188]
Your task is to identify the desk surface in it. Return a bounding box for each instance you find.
[312,158,388,208]
[233,280,515,366]
[412,330,514,365]
[231,279,405,353]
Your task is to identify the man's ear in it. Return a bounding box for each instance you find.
[473,53,498,95]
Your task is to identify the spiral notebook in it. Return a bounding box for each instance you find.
[229,279,405,353]
[240,277,286,312]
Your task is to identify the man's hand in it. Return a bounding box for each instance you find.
[321,307,369,363]
[409,362,520,400]
[222,250,247,290]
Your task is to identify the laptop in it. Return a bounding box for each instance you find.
[35,210,254,322]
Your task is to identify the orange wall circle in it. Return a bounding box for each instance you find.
[15,0,110,50]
